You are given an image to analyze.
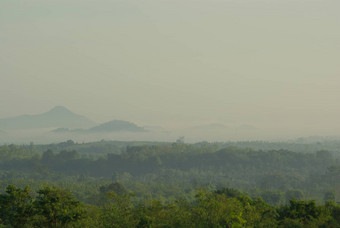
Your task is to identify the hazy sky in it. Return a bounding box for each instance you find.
[1,0,339,136]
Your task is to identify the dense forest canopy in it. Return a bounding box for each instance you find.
[0,139,339,227]
[1,140,339,204]
[0,183,340,227]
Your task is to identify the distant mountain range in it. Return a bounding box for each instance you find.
[0,106,96,130]
[89,120,145,132]
[189,123,229,130]
[52,120,145,133]
[187,123,257,131]
[0,106,146,133]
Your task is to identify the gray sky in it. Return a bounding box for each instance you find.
[1,0,340,137]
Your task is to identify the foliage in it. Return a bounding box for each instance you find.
[0,141,339,205]
[0,185,34,227]
[0,185,87,228]
[0,184,339,227]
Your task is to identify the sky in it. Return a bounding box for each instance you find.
[1,0,340,138]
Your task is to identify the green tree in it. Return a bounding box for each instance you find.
[192,190,246,228]
[101,191,136,228]
[278,199,321,227]
[0,185,34,227]
[34,186,87,227]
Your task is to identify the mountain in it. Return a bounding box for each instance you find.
[89,120,145,132]
[189,123,229,131]
[0,106,95,129]
[143,125,169,133]
[50,128,85,133]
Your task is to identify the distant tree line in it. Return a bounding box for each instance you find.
[0,143,339,205]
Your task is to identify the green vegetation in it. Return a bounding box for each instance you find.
[0,140,340,227]
[1,141,339,203]
[0,184,339,227]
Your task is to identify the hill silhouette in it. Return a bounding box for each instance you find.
[89,120,145,132]
[0,106,95,129]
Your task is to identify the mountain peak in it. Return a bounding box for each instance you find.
[48,106,72,114]
[90,120,145,132]
[0,106,96,129]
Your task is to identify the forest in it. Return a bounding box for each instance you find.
[0,140,339,227]
[2,0,339,226]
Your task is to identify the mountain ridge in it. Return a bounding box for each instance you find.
[0,106,95,130]
[89,120,146,132]
[51,120,146,133]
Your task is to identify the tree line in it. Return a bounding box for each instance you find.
[0,143,339,204]
[0,184,340,227]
